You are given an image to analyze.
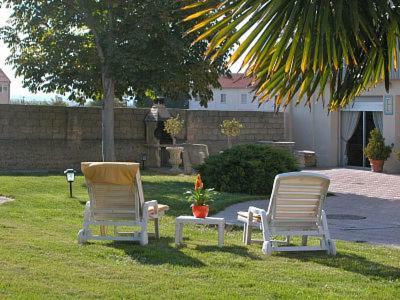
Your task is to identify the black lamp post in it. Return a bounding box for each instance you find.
[141,153,147,169]
[64,169,76,198]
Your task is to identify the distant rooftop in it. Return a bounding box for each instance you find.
[0,68,11,83]
[218,73,254,89]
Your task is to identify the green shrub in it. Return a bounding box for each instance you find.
[197,144,298,195]
[364,128,392,161]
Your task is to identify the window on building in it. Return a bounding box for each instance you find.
[0,86,2,93]
[3,86,8,93]
[220,94,227,104]
[241,94,247,104]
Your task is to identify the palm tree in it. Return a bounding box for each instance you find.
[182,1,400,110]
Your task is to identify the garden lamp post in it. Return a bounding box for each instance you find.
[141,153,147,169]
[64,169,76,198]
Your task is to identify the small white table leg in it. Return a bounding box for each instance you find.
[218,222,224,247]
[179,223,183,244]
[175,221,181,245]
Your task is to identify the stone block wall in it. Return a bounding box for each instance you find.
[0,104,285,171]
[185,110,285,154]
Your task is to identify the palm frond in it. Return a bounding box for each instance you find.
[183,0,400,110]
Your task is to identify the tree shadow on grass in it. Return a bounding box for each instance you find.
[104,237,205,268]
[276,252,400,281]
[194,244,262,261]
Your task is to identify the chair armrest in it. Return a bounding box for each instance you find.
[143,200,158,220]
[248,206,266,215]
[248,206,270,222]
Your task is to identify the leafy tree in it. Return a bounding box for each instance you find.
[0,0,229,161]
[183,1,400,110]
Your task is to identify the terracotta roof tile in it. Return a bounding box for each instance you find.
[218,73,254,89]
[0,68,11,83]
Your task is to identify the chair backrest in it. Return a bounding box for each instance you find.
[267,172,330,225]
[81,162,143,221]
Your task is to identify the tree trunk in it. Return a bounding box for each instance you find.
[102,71,116,162]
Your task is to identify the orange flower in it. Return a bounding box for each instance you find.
[194,174,203,191]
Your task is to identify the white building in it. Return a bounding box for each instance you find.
[286,75,400,173]
[190,72,400,174]
[0,68,10,104]
[189,73,275,111]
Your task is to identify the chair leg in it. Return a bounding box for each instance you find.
[140,225,149,245]
[154,218,160,239]
[100,225,107,236]
[302,235,308,246]
[245,223,252,245]
[242,223,247,243]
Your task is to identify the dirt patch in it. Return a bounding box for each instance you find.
[0,196,14,205]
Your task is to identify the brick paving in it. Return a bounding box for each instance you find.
[309,168,400,201]
[215,168,400,246]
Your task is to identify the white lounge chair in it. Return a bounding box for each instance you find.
[237,172,336,255]
[77,162,168,245]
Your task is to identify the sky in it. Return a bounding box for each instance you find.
[0,7,54,100]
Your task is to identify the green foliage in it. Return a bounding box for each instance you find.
[183,1,400,110]
[364,128,392,161]
[164,114,184,144]
[198,144,298,195]
[220,118,243,137]
[85,99,127,108]
[11,96,67,106]
[185,188,215,206]
[135,97,189,109]
[0,0,230,104]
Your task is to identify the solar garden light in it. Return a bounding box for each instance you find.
[64,169,76,198]
[141,153,147,169]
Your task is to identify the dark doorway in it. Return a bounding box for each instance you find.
[347,111,376,167]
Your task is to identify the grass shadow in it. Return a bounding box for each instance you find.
[194,244,262,260]
[277,252,400,280]
[104,237,205,268]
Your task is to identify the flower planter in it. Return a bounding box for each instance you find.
[192,205,209,218]
[166,146,183,172]
[369,159,384,173]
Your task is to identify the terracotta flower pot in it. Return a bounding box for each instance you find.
[369,159,384,173]
[192,205,209,218]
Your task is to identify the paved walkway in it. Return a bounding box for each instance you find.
[214,168,400,246]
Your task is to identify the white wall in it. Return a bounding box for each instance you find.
[287,80,400,172]
[382,95,400,173]
[189,88,275,111]
[286,92,339,168]
[0,82,10,104]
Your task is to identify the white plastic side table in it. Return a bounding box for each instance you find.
[175,216,225,247]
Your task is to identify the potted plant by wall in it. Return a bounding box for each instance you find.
[364,128,392,173]
[185,175,214,218]
[220,118,243,149]
[164,114,184,172]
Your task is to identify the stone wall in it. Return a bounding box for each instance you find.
[0,104,285,171]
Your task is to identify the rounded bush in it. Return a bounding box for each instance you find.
[198,144,298,195]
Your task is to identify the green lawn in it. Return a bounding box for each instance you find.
[0,173,399,299]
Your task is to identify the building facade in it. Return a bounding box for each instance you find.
[286,80,400,173]
[191,72,400,174]
[0,68,11,104]
[189,73,275,111]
